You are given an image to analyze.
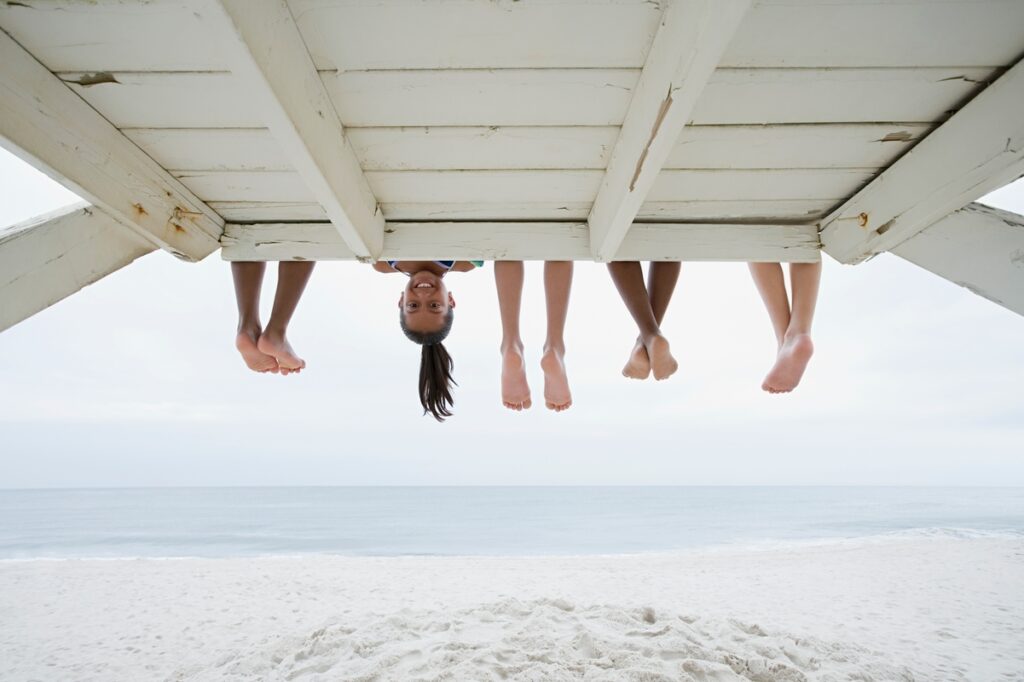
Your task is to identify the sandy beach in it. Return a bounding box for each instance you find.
[1,536,1022,681]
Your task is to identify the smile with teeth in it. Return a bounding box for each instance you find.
[414,282,434,289]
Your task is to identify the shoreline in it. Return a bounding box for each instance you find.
[2,537,1022,680]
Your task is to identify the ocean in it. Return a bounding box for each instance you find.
[1,486,1022,559]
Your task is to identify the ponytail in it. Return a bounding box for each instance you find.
[400,308,457,421]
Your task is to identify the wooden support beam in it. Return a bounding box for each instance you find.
[891,203,1024,317]
[0,29,222,261]
[0,203,155,332]
[208,0,385,261]
[821,57,1024,264]
[587,0,751,261]
[220,222,821,263]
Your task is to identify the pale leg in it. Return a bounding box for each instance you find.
[495,260,531,410]
[748,261,821,393]
[607,261,678,380]
[257,261,315,375]
[541,261,573,411]
[231,261,278,374]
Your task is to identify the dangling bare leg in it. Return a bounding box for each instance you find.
[624,261,682,380]
[232,261,278,374]
[607,261,678,380]
[495,260,531,410]
[749,261,821,393]
[540,261,573,411]
[257,260,315,375]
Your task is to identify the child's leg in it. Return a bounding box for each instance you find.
[231,261,278,374]
[607,261,678,380]
[624,261,683,379]
[748,261,821,393]
[257,260,315,374]
[494,260,531,410]
[541,261,573,411]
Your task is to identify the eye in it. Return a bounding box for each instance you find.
[406,302,419,311]
[430,302,442,310]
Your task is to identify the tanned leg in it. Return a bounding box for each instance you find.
[257,260,315,375]
[232,261,278,374]
[625,261,683,380]
[541,261,573,411]
[607,261,678,380]
[495,260,531,410]
[748,261,820,393]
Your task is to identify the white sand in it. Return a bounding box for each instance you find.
[1,537,1022,681]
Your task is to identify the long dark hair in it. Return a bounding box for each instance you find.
[400,308,456,421]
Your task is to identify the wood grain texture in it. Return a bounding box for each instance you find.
[0,204,155,332]
[0,32,222,261]
[221,221,821,263]
[821,57,1024,263]
[892,203,1024,316]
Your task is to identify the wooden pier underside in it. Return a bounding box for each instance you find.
[2,0,1024,330]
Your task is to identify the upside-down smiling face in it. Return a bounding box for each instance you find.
[399,270,456,335]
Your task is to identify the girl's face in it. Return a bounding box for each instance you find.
[399,270,456,334]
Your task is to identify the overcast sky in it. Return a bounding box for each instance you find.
[1,149,1022,487]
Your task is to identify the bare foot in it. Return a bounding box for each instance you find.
[762,333,814,393]
[644,334,678,381]
[235,328,279,374]
[257,328,306,375]
[622,339,651,380]
[501,344,531,411]
[541,346,572,412]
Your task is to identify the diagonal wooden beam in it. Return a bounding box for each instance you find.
[821,57,1024,264]
[892,202,1024,317]
[587,0,751,261]
[220,221,821,263]
[208,0,385,261]
[0,28,223,261]
[0,203,155,332]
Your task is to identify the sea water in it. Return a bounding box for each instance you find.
[1,486,1022,559]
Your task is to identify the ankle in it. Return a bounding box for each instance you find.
[237,320,261,336]
[263,323,287,340]
[501,339,524,354]
[543,341,565,356]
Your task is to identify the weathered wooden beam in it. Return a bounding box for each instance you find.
[891,202,1024,317]
[0,29,222,261]
[820,57,1024,264]
[587,0,751,261]
[207,0,385,261]
[0,203,155,332]
[220,221,821,263]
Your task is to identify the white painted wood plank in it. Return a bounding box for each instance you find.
[588,0,751,261]
[325,69,639,127]
[130,124,927,173]
[723,0,1024,68]
[691,67,997,125]
[124,128,292,172]
[820,57,1024,264]
[0,0,227,71]
[0,203,155,332]
[173,172,318,203]
[649,169,874,202]
[0,32,223,261]
[208,0,385,260]
[60,72,263,128]
[7,0,1022,73]
[220,221,821,263]
[208,202,327,222]
[61,68,992,129]
[665,124,931,170]
[291,0,663,70]
[383,199,833,222]
[208,199,833,223]
[348,127,619,171]
[187,169,864,208]
[891,203,1024,316]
